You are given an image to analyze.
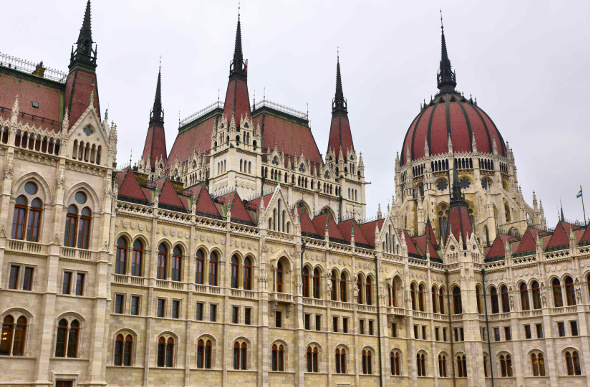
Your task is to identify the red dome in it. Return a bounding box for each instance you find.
[400,93,506,165]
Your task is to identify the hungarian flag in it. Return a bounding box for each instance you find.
[577,188,583,198]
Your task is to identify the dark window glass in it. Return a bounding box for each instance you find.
[210,304,217,322]
[23,267,34,291]
[172,300,180,319]
[9,265,19,289]
[196,303,203,320]
[75,273,85,295]
[245,308,251,325]
[157,299,165,317]
[115,294,124,314]
[131,296,140,315]
[62,271,72,294]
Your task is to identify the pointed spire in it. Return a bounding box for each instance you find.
[70,0,97,70]
[230,12,246,77]
[450,164,464,204]
[560,199,565,222]
[150,63,164,126]
[437,10,456,93]
[332,50,347,114]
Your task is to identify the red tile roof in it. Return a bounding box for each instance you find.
[141,123,167,168]
[400,93,506,165]
[446,205,473,248]
[64,69,100,130]
[312,214,345,240]
[223,77,251,123]
[253,113,323,167]
[546,221,580,249]
[166,115,219,169]
[298,208,320,236]
[118,168,149,203]
[579,225,590,244]
[405,231,421,256]
[216,191,253,224]
[412,235,440,260]
[337,219,370,246]
[327,113,354,160]
[515,228,550,254]
[158,179,186,211]
[358,219,384,248]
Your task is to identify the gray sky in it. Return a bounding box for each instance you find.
[6,1,590,227]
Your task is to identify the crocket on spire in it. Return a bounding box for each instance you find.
[437,11,456,93]
[223,13,251,122]
[327,51,355,162]
[141,64,167,169]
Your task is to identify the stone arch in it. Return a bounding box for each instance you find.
[12,171,52,203]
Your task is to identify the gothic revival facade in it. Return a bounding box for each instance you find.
[1,2,590,387]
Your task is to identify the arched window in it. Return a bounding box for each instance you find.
[276,261,284,293]
[271,343,285,371]
[243,257,252,290]
[410,283,416,310]
[531,352,545,376]
[77,207,91,249]
[391,351,401,376]
[439,288,445,314]
[313,268,320,299]
[362,349,372,374]
[171,246,182,282]
[209,252,218,286]
[64,204,78,247]
[453,287,462,314]
[565,276,576,306]
[114,334,133,366]
[418,284,424,311]
[12,195,28,240]
[417,353,426,376]
[0,316,27,356]
[432,286,438,313]
[157,244,168,280]
[331,271,338,301]
[501,285,510,313]
[306,345,319,372]
[457,355,467,377]
[195,249,204,284]
[553,278,563,307]
[278,344,285,371]
[438,354,447,377]
[500,355,507,377]
[566,351,581,375]
[490,286,499,314]
[55,319,79,358]
[27,198,42,242]
[233,341,248,370]
[520,283,530,311]
[340,273,347,302]
[131,240,143,277]
[302,267,310,297]
[476,286,482,313]
[157,337,174,367]
[366,277,373,305]
[356,276,364,304]
[532,281,542,309]
[197,339,213,369]
[116,237,127,274]
[231,255,239,289]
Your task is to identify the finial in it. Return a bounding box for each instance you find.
[159,55,162,70]
[263,87,266,100]
[218,89,220,103]
[337,46,340,61]
[238,0,240,18]
[130,149,132,166]
[440,9,444,31]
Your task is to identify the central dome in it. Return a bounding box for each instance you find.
[400,23,506,166]
[400,93,506,165]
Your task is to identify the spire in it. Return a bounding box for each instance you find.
[560,199,565,222]
[450,164,464,205]
[332,50,347,114]
[70,0,97,70]
[437,11,456,93]
[230,12,246,77]
[150,63,164,126]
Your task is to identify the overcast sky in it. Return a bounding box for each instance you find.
[5,1,590,227]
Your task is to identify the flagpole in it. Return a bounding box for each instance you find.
[582,185,587,225]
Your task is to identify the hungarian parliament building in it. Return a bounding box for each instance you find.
[1,2,589,387]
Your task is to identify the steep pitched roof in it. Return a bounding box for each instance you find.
[298,209,320,237]
[514,228,550,255]
[312,214,345,241]
[404,231,421,258]
[579,225,590,245]
[485,234,518,261]
[337,219,370,246]
[166,114,219,169]
[358,219,385,248]
[412,235,441,261]
[546,221,581,250]
[117,168,150,204]
[216,191,253,224]
[158,179,186,211]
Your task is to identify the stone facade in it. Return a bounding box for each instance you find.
[1,2,590,387]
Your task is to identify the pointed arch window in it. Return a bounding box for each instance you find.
[340,273,347,302]
[476,286,482,313]
[55,319,79,358]
[0,315,27,356]
[302,267,310,297]
[171,246,182,282]
[453,287,462,314]
[116,237,128,274]
[195,249,204,284]
[313,268,320,299]
[12,195,27,240]
[243,257,252,290]
[365,277,372,305]
[362,349,373,374]
[77,207,91,249]
[432,286,438,313]
[271,343,285,371]
[157,337,174,367]
[417,284,424,311]
[565,276,576,306]
[457,355,467,377]
[197,339,212,369]
[438,354,447,377]
[157,244,168,280]
[131,240,144,277]
[520,283,530,310]
[531,352,546,376]
[331,271,338,301]
[532,281,542,309]
[439,288,445,314]
[209,252,218,286]
[231,255,239,289]
[566,351,581,375]
[490,286,499,314]
[357,276,364,304]
[553,278,563,307]
[410,283,416,310]
[64,204,78,247]
[276,261,284,293]
[417,353,426,376]
[306,345,319,372]
[501,285,510,313]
